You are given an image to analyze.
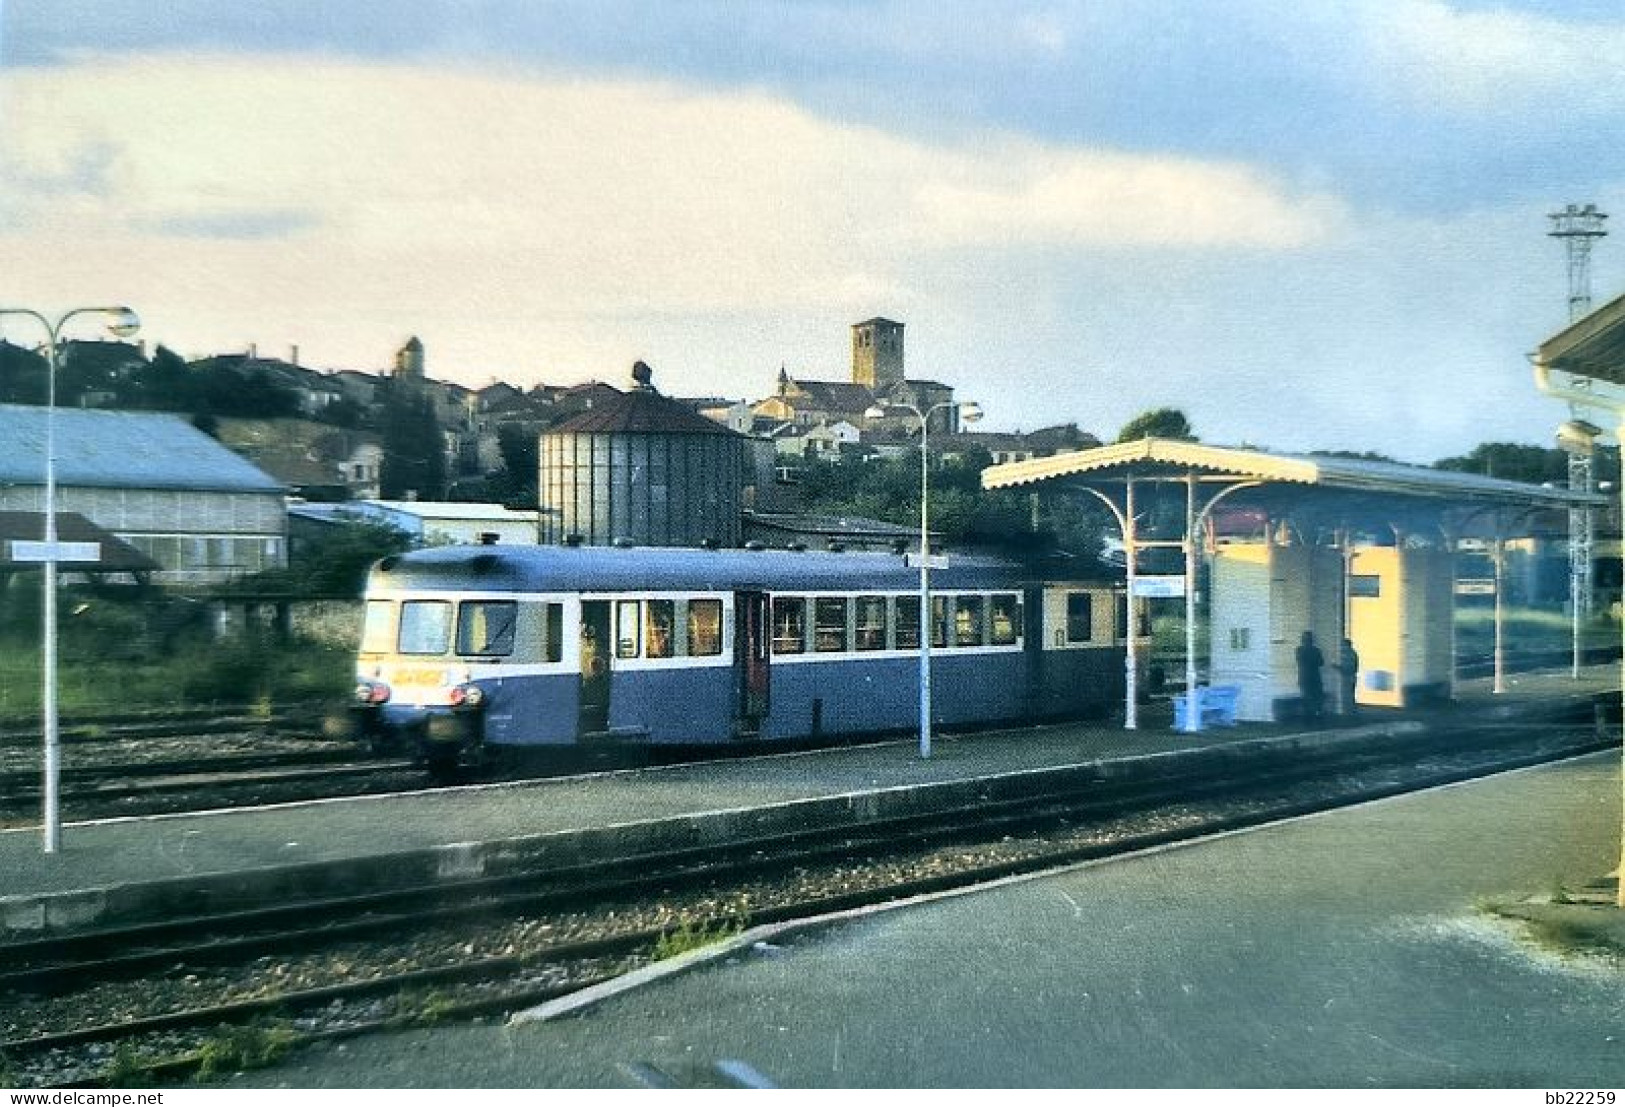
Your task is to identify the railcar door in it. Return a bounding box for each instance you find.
[735,590,770,735]
[578,601,612,735]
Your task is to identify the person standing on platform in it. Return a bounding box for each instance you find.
[1338,637,1360,718]
[1296,630,1325,722]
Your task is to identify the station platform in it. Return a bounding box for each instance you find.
[1,666,1615,940]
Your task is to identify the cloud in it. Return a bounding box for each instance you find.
[141,209,323,240]
[1356,0,1625,116]
[911,151,1343,249]
[0,53,1340,365]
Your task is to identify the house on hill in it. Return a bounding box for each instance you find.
[215,418,383,501]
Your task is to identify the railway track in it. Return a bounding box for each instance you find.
[0,755,418,814]
[0,703,426,821]
[1,710,1611,1088]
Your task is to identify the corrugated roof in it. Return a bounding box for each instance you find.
[0,404,285,493]
[981,437,1603,508]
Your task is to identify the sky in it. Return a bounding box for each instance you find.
[4,1,1625,463]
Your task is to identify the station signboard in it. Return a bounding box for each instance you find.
[1131,574,1187,598]
[9,541,102,563]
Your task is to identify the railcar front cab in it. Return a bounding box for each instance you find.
[352,591,565,774]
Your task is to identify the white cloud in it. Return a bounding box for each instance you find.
[1358,0,1625,115]
[0,52,1344,380]
[912,151,1344,248]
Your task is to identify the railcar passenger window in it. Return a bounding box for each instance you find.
[456,600,517,657]
[894,596,921,649]
[545,604,564,663]
[931,596,949,648]
[855,596,887,651]
[616,600,641,659]
[645,600,675,659]
[771,597,806,654]
[1066,593,1093,644]
[361,601,394,654]
[991,594,1021,645]
[398,601,452,655]
[955,596,985,647]
[814,597,849,652]
[687,599,723,656]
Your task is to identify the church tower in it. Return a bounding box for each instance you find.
[851,317,904,390]
[394,336,425,385]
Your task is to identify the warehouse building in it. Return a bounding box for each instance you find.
[0,405,287,586]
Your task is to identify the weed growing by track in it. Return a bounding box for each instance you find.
[652,908,750,960]
[191,1022,301,1080]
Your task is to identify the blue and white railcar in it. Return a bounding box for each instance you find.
[351,544,1128,768]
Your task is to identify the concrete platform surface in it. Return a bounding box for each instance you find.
[0,666,1613,938]
[236,750,1625,1088]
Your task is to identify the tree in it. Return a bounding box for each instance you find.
[132,345,198,412]
[0,341,46,404]
[1434,442,1569,485]
[228,519,414,598]
[491,422,541,508]
[379,384,446,500]
[1116,407,1196,443]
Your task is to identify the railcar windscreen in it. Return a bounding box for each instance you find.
[360,600,394,654]
[398,600,452,655]
[456,600,517,657]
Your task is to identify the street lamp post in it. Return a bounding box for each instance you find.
[0,306,141,853]
[865,399,982,759]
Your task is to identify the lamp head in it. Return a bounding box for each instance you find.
[958,402,983,425]
[105,307,141,339]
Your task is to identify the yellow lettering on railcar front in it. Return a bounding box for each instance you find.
[390,667,450,688]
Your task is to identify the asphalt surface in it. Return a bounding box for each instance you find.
[234,749,1625,1089]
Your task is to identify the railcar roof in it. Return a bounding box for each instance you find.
[367,544,1063,593]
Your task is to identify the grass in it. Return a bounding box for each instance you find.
[652,911,749,960]
[399,987,462,1027]
[1454,606,1619,655]
[190,1022,301,1080]
[0,634,354,723]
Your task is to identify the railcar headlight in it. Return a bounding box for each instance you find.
[448,683,485,710]
[354,679,391,706]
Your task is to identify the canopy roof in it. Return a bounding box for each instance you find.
[982,438,1599,510]
[1539,290,1625,387]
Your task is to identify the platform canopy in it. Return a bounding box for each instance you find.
[1540,289,1625,387]
[981,437,1601,537]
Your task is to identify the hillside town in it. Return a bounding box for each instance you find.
[0,316,1101,586]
